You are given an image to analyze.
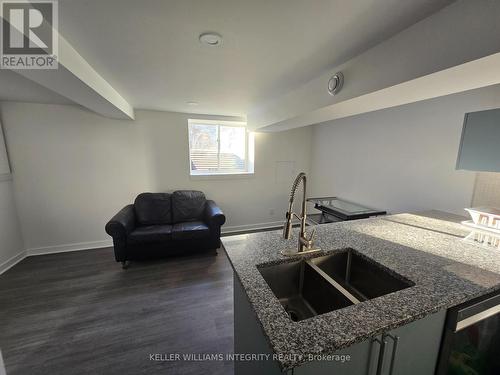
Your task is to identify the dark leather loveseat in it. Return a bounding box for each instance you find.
[105,190,225,268]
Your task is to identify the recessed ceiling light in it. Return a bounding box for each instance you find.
[199,32,223,47]
[187,101,199,106]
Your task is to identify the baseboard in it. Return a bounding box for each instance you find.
[0,250,27,275]
[24,222,281,257]
[222,221,283,235]
[27,240,113,256]
[3,222,281,270]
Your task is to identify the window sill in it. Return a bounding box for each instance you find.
[189,172,255,181]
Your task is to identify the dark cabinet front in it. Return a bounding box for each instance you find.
[438,291,500,375]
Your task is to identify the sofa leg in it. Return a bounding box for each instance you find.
[121,260,130,269]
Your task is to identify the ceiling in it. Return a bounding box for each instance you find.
[2,0,455,116]
[0,70,72,105]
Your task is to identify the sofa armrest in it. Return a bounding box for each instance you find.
[205,200,226,227]
[105,205,136,238]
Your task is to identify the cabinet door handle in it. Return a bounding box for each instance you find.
[384,334,400,375]
[372,337,388,375]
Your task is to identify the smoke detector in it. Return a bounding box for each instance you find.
[199,32,223,47]
[328,72,344,96]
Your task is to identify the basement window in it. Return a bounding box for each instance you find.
[188,119,254,176]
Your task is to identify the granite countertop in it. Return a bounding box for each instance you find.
[222,211,500,371]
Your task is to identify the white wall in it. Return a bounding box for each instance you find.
[0,180,25,271]
[0,103,311,252]
[0,119,24,272]
[309,84,500,216]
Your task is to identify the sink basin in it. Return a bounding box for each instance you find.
[309,248,414,301]
[258,260,353,321]
[258,248,414,322]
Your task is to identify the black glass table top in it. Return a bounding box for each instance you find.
[307,197,386,220]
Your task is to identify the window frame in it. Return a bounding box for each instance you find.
[188,119,254,177]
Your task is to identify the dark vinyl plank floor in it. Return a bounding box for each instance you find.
[0,248,234,375]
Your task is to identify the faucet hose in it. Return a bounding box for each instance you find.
[289,172,306,203]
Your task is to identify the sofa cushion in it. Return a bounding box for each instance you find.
[128,224,173,244]
[134,193,172,225]
[172,190,206,223]
[172,221,210,240]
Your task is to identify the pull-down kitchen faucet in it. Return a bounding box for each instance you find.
[282,173,320,256]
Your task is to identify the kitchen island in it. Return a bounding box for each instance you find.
[222,211,500,374]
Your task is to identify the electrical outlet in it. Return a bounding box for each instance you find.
[269,208,275,217]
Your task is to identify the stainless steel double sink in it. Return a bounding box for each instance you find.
[257,248,414,322]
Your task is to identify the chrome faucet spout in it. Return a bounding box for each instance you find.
[282,173,319,255]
